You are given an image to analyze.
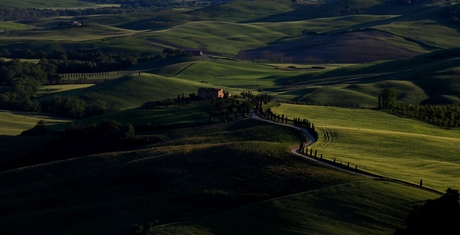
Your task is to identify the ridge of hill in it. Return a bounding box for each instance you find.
[0,119,365,234]
[271,48,460,106]
[38,73,208,110]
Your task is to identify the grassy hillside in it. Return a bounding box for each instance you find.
[0,22,31,31]
[150,180,439,235]
[79,101,215,126]
[0,110,70,136]
[271,104,460,191]
[0,24,137,42]
[185,0,298,22]
[173,59,305,90]
[38,73,208,110]
[0,0,95,8]
[272,48,460,106]
[0,119,366,234]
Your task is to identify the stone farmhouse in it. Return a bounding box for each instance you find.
[197,88,231,99]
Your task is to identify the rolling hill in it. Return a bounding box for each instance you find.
[1,0,460,234]
[0,119,367,234]
[37,73,208,110]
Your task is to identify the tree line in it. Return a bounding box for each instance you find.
[378,88,460,128]
[0,0,219,21]
[0,7,138,21]
[2,119,141,171]
[1,48,160,73]
[391,103,460,128]
[0,58,58,111]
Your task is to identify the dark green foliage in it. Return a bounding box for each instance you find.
[390,104,460,128]
[0,7,138,21]
[0,59,60,111]
[394,188,460,235]
[20,120,47,136]
[380,88,400,110]
[211,98,248,122]
[0,119,362,234]
[162,48,193,58]
[40,96,112,119]
[2,48,161,74]
[1,119,141,171]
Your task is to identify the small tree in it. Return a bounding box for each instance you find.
[381,88,399,109]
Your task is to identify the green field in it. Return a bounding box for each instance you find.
[44,73,209,110]
[1,0,460,234]
[0,0,99,8]
[38,84,95,96]
[0,110,71,136]
[271,104,460,191]
[150,180,439,235]
[79,101,216,126]
[0,119,368,234]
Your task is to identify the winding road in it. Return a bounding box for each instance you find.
[250,112,443,194]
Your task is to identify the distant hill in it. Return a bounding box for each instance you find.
[276,48,460,106]
[39,73,208,110]
[242,29,426,63]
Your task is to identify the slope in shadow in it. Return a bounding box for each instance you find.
[242,29,424,63]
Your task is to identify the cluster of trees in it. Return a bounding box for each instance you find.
[212,98,252,121]
[0,59,113,116]
[3,119,138,171]
[65,119,135,140]
[1,48,160,73]
[0,7,139,21]
[0,58,58,85]
[394,188,460,235]
[377,88,460,128]
[82,0,218,9]
[40,96,113,119]
[0,59,59,111]
[391,103,460,128]
[0,0,221,20]
[264,109,319,140]
[378,87,399,110]
[239,91,271,114]
[162,48,195,58]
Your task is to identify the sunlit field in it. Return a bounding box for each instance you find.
[271,104,460,191]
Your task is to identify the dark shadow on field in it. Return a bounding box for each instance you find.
[242,29,425,64]
[244,1,443,23]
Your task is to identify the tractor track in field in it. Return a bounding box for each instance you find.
[318,127,334,148]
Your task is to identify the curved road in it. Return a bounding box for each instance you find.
[250,113,378,178]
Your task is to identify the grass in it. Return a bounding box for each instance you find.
[0,22,31,30]
[173,59,305,90]
[37,73,209,110]
[79,101,215,126]
[0,110,71,136]
[270,104,460,191]
[0,119,366,234]
[0,0,99,8]
[0,24,137,42]
[149,180,439,235]
[143,15,403,57]
[37,84,95,96]
[376,19,460,49]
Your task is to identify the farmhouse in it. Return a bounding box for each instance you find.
[198,88,231,99]
[186,50,203,56]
